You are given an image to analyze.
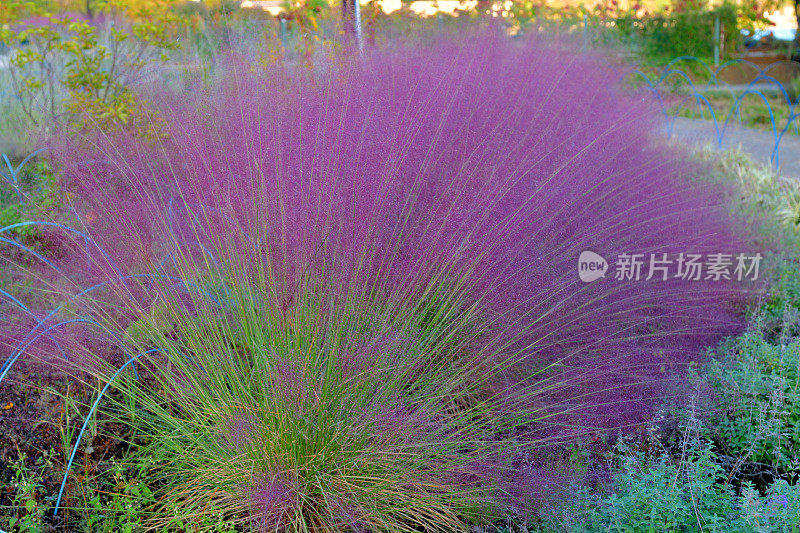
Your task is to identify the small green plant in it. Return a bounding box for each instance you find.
[3,449,56,532]
[82,459,160,532]
[59,450,235,531]
[0,152,59,240]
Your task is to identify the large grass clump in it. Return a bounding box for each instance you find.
[2,33,751,530]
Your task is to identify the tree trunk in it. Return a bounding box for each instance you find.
[794,0,800,62]
[85,0,94,19]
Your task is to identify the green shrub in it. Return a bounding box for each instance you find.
[535,426,800,531]
[614,4,740,63]
[705,290,800,470]
[0,155,59,240]
[694,244,800,472]
[0,0,179,133]
[708,334,800,469]
[759,260,800,332]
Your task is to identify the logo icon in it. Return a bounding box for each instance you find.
[578,250,608,283]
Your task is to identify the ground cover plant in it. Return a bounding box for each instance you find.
[0,28,765,532]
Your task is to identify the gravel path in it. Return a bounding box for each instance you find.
[666,117,800,179]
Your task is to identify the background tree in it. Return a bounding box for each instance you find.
[794,0,799,62]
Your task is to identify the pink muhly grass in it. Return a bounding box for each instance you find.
[247,475,297,532]
[2,31,755,529]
